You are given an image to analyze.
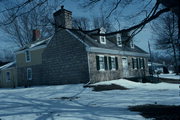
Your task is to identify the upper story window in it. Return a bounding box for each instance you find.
[100,36,106,44]
[117,34,122,47]
[99,27,106,44]
[25,50,31,62]
[130,40,134,48]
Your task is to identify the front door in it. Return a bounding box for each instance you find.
[122,58,129,77]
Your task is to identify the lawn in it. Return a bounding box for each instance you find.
[0,79,180,120]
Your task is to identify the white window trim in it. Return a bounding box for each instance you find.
[117,34,122,47]
[99,27,106,44]
[110,56,116,71]
[132,57,137,70]
[6,72,11,82]
[25,50,31,62]
[98,55,105,71]
[27,68,32,80]
[100,36,106,44]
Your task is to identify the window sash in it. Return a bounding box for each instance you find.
[6,72,11,81]
[111,57,116,70]
[117,36,122,46]
[100,36,106,44]
[25,50,31,62]
[27,68,32,80]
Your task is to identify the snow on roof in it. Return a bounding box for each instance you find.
[30,37,52,48]
[0,61,16,70]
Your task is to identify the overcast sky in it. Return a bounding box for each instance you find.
[0,0,157,58]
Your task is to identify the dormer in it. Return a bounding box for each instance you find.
[116,34,122,47]
[121,31,134,48]
[99,27,106,44]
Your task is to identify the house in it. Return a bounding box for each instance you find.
[148,62,169,74]
[41,6,149,85]
[0,61,17,88]
[15,6,149,87]
[15,30,51,87]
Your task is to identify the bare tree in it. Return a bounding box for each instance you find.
[73,17,90,30]
[0,1,56,47]
[152,13,179,74]
[0,0,179,45]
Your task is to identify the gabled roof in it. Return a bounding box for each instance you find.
[16,37,52,52]
[69,29,148,54]
[0,61,16,70]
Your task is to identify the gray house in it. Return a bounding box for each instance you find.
[41,6,149,85]
[15,6,149,87]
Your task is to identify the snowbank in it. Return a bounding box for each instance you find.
[93,79,179,90]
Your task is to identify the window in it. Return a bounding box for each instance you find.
[99,27,106,44]
[96,55,107,71]
[139,58,145,69]
[100,36,106,44]
[25,50,31,62]
[132,58,137,69]
[6,72,11,82]
[117,34,122,47]
[130,40,134,48]
[27,68,32,80]
[109,56,118,70]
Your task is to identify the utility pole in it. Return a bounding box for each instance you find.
[148,41,154,82]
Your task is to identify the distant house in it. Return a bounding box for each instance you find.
[0,62,17,88]
[14,6,149,87]
[15,31,50,87]
[148,62,169,74]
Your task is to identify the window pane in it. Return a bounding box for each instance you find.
[99,56,105,70]
[111,57,116,70]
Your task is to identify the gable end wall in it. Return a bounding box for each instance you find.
[42,29,89,85]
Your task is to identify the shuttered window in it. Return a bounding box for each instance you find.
[96,55,105,71]
[109,56,118,70]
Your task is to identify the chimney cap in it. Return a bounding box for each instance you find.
[61,5,64,9]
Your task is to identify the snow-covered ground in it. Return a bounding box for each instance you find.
[0,79,180,120]
[155,73,180,80]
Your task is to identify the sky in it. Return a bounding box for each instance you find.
[0,0,157,59]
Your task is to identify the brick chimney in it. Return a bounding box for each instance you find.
[53,6,72,29]
[32,30,41,42]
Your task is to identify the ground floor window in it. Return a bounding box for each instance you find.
[132,58,145,69]
[6,72,11,82]
[27,68,32,80]
[109,56,118,70]
[96,55,118,71]
[96,55,106,70]
[139,58,145,69]
[132,58,137,69]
